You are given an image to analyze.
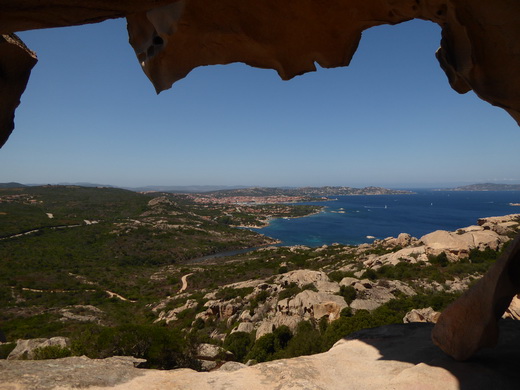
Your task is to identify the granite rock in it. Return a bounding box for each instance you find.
[2,322,520,390]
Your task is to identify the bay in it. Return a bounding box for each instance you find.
[252,190,520,246]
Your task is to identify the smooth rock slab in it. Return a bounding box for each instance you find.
[2,321,520,390]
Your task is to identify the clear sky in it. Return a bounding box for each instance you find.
[1,18,519,189]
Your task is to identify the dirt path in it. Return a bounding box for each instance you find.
[68,272,136,302]
[179,273,194,293]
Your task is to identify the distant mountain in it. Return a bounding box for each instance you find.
[128,185,252,193]
[205,186,413,197]
[440,183,520,191]
[0,182,27,188]
[56,182,114,188]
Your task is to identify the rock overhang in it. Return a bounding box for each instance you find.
[1,0,520,147]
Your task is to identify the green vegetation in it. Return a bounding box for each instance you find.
[223,332,254,362]
[70,324,197,369]
[338,285,357,305]
[278,282,317,301]
[33,345,72,360]
[0,343,16,359]
[362,248,503,284]
[215,287,254,301]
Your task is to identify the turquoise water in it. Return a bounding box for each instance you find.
[252,190,520,246]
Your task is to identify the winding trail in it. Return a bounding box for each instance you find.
[179,273,194,293]
[0,223,83,240]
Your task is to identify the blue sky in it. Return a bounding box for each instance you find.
[1,18,519,188]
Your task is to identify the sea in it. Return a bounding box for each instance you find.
[251,190,520,247]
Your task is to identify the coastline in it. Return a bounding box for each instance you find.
[234,207,325,230]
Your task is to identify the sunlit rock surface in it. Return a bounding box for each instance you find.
[2,322,520,390]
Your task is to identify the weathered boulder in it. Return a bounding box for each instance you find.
[155,298,198,324]
[275,270,339,294]
[195,343,232,361]
[342,278,415,311]
[7,337,69,360]
[58,305,104,324]
[396,233,414,247]
[376,233,417,249]
[404,307,440,324]
[231,322,254,334]
[420,229,508,258]
[364,245,427,268]
[249,289,348,339]
[218,361,247,372]
[277,290,347,320]
[503,294,520,321]
[478,214,520,236]
[254,321,275,340]
[195,343,233,371]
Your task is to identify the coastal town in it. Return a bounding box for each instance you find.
[184,193,324,205]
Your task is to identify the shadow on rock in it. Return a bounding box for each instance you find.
[346,320,520,390]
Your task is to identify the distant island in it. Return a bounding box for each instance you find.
[0,182,27,188]
[197,186,413,198]
[438,183,520,191]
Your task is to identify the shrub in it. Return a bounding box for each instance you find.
[429,252,449,267]
[216,287,254,301]
[273,325,292,351]
[278,283,302,301]
[468,247,499,264]
[245,325,294,363]
[246,333,276,363]
[362,269,378,280]
[0,343,16,359]
[301,283,318,292]
[280,321,322,359]
[250,290,270,313]
[338,285,357,305]
[328,270,354,283]
[70,324,191,369]
[223,332,254,362]
[33,345,71,360]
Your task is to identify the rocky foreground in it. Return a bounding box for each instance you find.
[148,214,520,352]
[2,321,520,390]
